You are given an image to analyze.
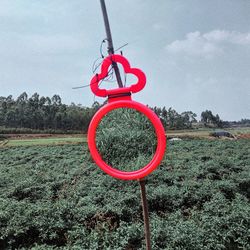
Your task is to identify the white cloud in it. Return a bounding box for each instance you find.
[165,30,250,58]
[203,30,250,45]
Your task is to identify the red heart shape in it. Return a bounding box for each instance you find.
[90,54,146,97]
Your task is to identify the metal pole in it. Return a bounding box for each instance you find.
[139,179,151,250]
[99,0,123,88]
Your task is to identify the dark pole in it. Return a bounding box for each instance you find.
[139,179,151,250]
[99,0,123,88]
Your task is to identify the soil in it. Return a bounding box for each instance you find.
[237,133,250,139]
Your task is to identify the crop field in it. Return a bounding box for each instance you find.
[3,137,85,147]
[1,127,249,148]
[0,138,249,249]
[0,135,86,147]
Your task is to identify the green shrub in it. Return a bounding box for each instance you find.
[96,108,157,171]
[0,135,249,249]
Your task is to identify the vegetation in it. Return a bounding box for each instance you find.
[96,108,157,171]
[0,127,81,135]
[3,137,85,147]
[0,93,99,133]
[201,110,223,128]
[0,92,230,133]
[0,139,249,249]
[1,94,249,249]
[151,107,198,130]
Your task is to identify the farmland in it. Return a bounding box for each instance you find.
[2,137,85,147]
[0,138,249,249]
[1,126,250,148]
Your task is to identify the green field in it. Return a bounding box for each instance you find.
[1,127,249,148]
[4,137,86,147]
[0,139,249,249]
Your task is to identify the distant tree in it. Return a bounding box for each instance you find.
[0,97,7,126]
[5,110,16,127]
[167,107,180,129]
[17,92,28,104]
[15,92,28,127]
[39,96,46,107]
[92,101,101,112]
[28,93,40,110]
[201,110,223,128]
[51,94,62,106]
[240,119,250,125]
[181,111,197,128]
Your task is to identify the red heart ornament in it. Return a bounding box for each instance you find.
[90,54,146,97]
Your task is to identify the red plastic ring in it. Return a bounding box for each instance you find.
[87,100,166,180]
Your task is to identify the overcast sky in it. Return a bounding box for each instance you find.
[0,0,249,120]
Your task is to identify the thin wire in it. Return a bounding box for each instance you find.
[93,66,114,101]
[72,40,128,90]
[114,43,128,52]
[72,85,90,89]
[92,57,102,74]
[100,39,108,58]
[100,65,115,84]
[72,65,114,90]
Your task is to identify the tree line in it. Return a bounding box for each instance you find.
[0,92,229,133]
[0,93,99,133]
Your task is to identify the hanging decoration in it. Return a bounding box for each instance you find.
[88,54,166,180]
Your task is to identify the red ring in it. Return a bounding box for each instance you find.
[87,100,166,180]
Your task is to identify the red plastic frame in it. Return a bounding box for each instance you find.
[90,54,146,97]
[87,100,166,180]
[88,54,166,180]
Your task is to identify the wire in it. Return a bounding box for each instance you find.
[72,65,114,90]
[92,57,102,74]
[100,39,108,58]
[72,39,128,90]
[100,65,115,84]
[72,84,90,89]
[114,43,128,52]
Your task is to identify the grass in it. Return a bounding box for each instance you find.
[228,127,250,134]
[4,137,86,147]
[167,129,211,138]
[168,127,250,138]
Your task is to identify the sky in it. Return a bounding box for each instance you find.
[0,0,249,121]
